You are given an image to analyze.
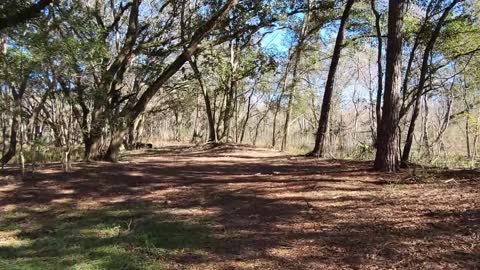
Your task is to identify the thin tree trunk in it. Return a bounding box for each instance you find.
[224,40,238,142]
[473,114,479,159]
[400,0,460,166]
[421,95,431,158]
[371,0,383,142]
[19,123,25,177]
[190,59,217,142]
[240,88,255,143]
[1,115,7,158]
[191,92,201,142]
[281,0,311,152]
[310,0,355,156]
[466,116,471,159]
[253,109,269,146]
[272,52,292,147]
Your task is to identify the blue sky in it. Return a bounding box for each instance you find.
[260,28,293,56]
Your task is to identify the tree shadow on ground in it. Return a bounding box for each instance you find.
[0,202,214,270]
[0,145,478,269]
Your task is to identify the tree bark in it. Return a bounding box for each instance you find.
[272,53,292,147]
[466,116,471,159]
[400,0,459,166]
[253,109,268,146]
[223,40,238,142]
[103,128,126,162]
[190,58,217,142]
[127,114,143,149]
[310,0,354,156]
[373,0,406,172]
[0,115,19,166]
[281,0,311,152]
[0,78,27,166]
[240,88,255,143]
[371,0,383,142]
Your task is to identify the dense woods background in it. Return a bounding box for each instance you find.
[0,0,479,172]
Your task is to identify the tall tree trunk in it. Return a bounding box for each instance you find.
[373,0,406,172]
[310,0,354,156]
[400,0,459,166]
[223,40,238,142]
[371,0,383,143]
[281,0,311,152]
[272,51,292,147]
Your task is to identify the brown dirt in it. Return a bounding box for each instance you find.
[1,144,479,269]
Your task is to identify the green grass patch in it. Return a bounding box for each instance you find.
[0,203,213,270]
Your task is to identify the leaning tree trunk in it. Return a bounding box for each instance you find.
[401,8,458,165]
[373,0,406,172]
[102,0,238,161]
[400,0,460,166]
[310,0,354,157]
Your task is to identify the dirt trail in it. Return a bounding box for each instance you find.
[0,144,479,269]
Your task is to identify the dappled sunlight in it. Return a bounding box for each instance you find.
[0,145,478,269]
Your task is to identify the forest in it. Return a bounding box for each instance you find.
[0,0,479,269]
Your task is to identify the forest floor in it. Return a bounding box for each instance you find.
[0,144,479,270]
